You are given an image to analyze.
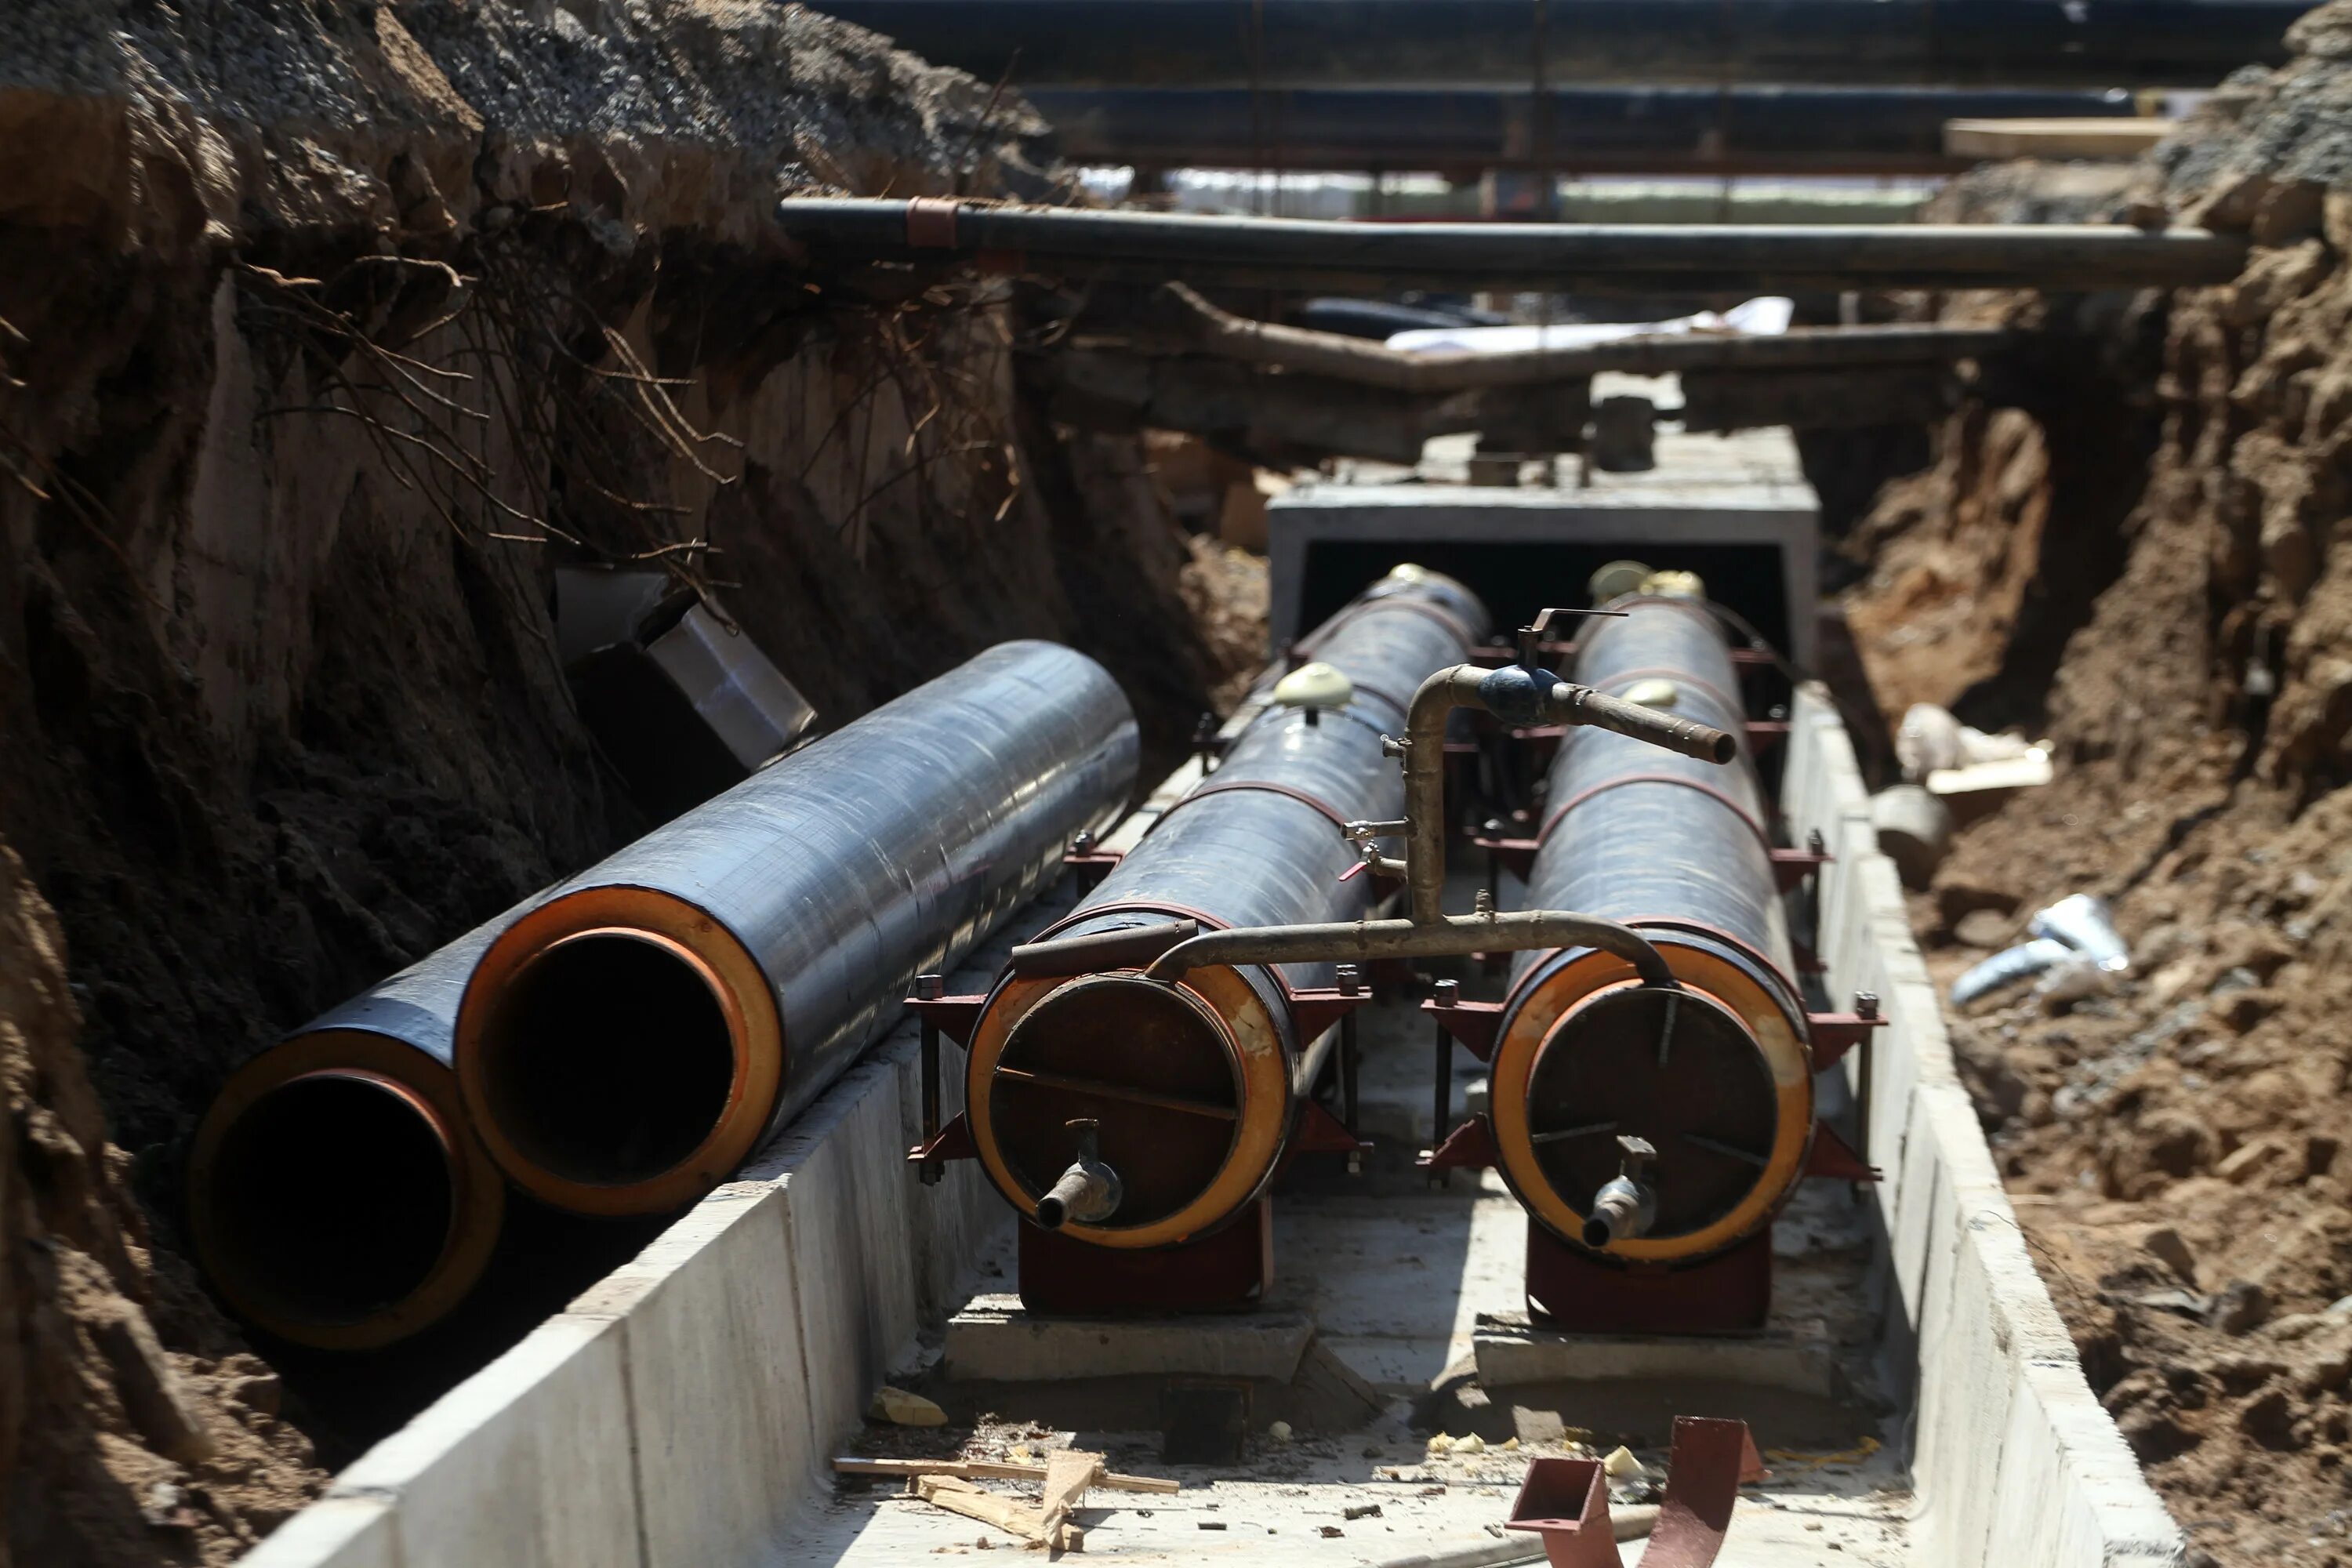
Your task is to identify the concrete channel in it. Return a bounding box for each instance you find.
[241,672,2176,1568]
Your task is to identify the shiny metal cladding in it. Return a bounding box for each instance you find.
[189,920,510,1350]
[963,568,1490,1252]
[456,641,1139,1216]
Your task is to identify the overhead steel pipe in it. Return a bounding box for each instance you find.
[817,0,2293,88]
[1028,85,2143,177]
[190,924,511,1350]
[778,198,2249,294]
[455,641,1138,1216]
[947,567,1487,1308]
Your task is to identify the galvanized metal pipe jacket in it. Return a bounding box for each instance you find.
[459,641,1139,1213]
[1508,598,1791,1005]
[1055,569,1490,1056]
[190,917,514,1349]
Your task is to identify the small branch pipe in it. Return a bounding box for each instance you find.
[778,198,2249,293]
[190,919,512,1350]
[457,642,1138,1216]
[1404,662,1734,924]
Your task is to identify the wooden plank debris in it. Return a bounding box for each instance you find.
[833,1455,1180,1494]
[912,1475,1086,1552]
[1944,118,2173,159]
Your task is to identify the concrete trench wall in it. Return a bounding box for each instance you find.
[1781,685,2183,1568]
[247,692,2180,1568]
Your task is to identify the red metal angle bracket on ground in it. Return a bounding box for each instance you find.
[1506,1416,1761,1568]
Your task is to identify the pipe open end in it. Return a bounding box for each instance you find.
[1708,731,1738,764]
[1035,1196,1069,1230]
[474,930,739,1192]
[1581,1216,1613,1248]
[199,1071,456,1330]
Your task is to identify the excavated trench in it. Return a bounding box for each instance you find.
[11,3,2352,1568]
[0,6,1244,1564]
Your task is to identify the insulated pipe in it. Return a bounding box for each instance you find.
[816,0,2294,88]
[1486,599,1815,1266]
[1028,85,2141,176]
[456,642,1138,1216]
[778,198,2248,293]
[189,923,510,1350]
[963,568,1487,1247]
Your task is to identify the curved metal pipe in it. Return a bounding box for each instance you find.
[459,641,1138,1216]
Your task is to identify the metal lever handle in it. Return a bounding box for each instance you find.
[1554,684,1736,764]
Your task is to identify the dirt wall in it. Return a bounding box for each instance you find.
[0,5,1231,1564]
[1842,10,2352,1563]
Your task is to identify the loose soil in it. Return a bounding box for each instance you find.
[1838,13,2352,1562]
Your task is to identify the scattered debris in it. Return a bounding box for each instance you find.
[1952,894,2132,1004]
[1267,1421,1294,1443]
[1600,1445,1646,1481]
[833,1457,1178,1495]
[912,1475,1085,1552]
[1345,1503,1385,1520]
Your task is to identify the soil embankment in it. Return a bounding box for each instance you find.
[1841,11,2352,1562]
[0,5,1235,1563]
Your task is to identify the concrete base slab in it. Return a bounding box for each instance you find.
[1472,1314,1842,1399]
[945,1296,1316,1384]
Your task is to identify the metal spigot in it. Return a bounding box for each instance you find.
[1035,1118,1122,1230]
[1583,1134,1658,1248]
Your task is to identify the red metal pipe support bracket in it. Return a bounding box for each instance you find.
[1769,844,1831,893]
[1291,1100,1370,1156]
[1803,1121,1880,1183]
[1288,985,1371,1045]
[1472,833,1541,882]
[908,1112,978,1167]
[1421,993,1506,1061]
[906,993,989,1049]
[1420,1113,1498,1171]
[1806,1007,1884,1073]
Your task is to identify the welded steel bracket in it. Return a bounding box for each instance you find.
[1803,1121,1880,1183]
[1806,996,1883,1072]
[1420,1113,1499,1172]
[906,992,989,1047]
[908,1112,978,1167]
[1292,1101,1370,1156]
[1745,718,1791,757]
[1506,1416,1762,1568]
[1769,843,1831,892]
[1421,993,1506,1061]
[1474,832,1542,882]
[1288,984,1370,1045]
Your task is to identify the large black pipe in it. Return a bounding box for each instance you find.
[961,568,1488,1250]
[818,1,2292,88]
[1028,85,2141,176]
[190,924,511,1350]
[778,199,2249,293]
[456,641,1138,1217]
[1486,597,1813,1265]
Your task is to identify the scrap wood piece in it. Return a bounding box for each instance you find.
[1040,1450,1102,1533]
[833,1455,1180,1494]
[912,1475,1084,1552]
